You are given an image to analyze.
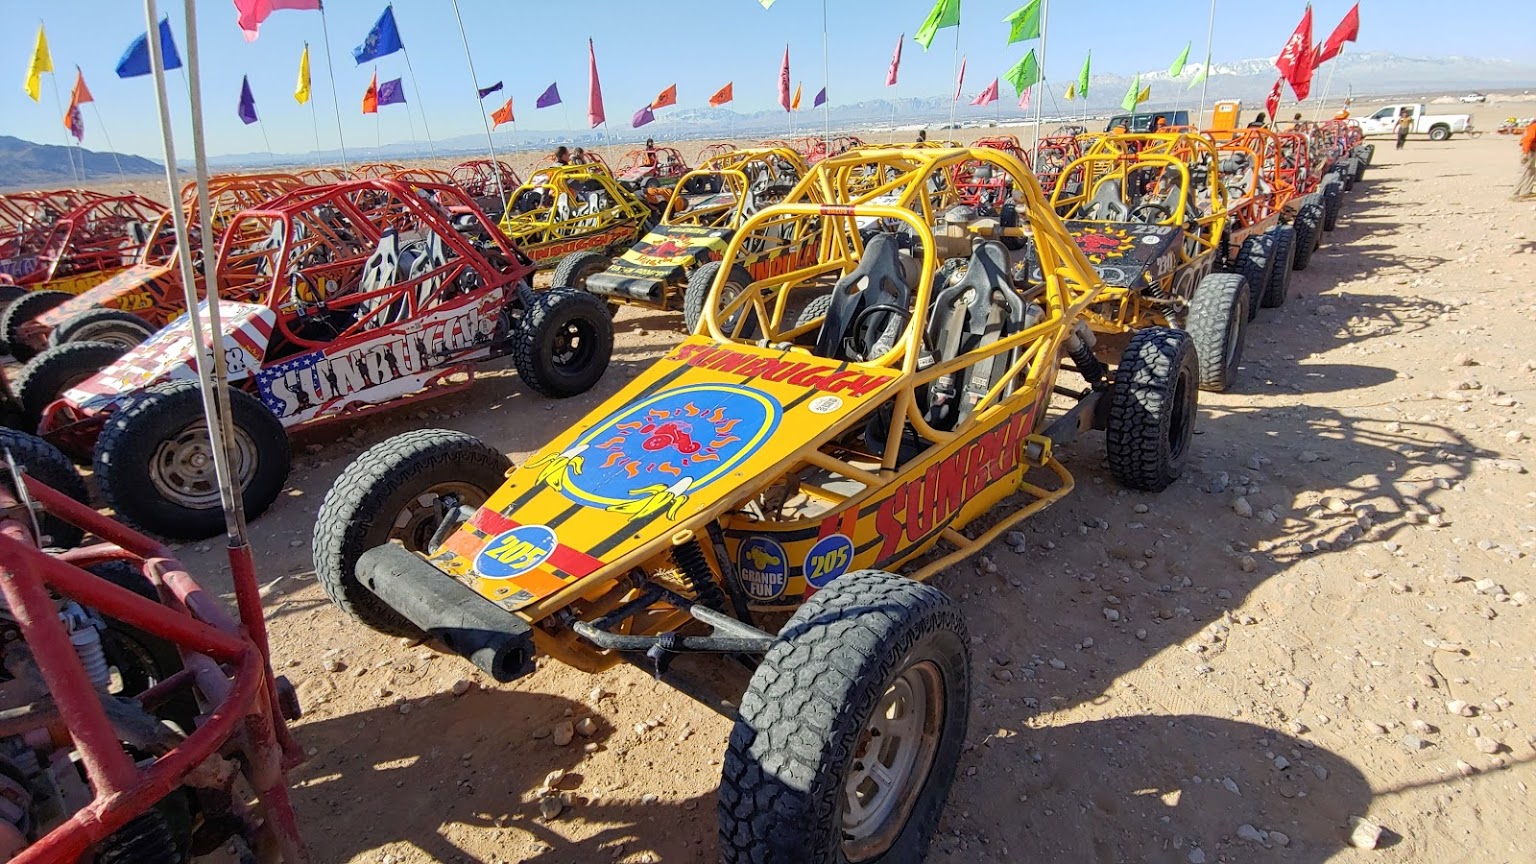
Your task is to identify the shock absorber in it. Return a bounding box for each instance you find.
[59,602,110,692]
[670,532,727,613]
[1065,321,1108,386]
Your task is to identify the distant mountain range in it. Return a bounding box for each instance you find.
[0,136,161,191]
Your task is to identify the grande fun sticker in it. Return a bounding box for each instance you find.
[737,536,789,601]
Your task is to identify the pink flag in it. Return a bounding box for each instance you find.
[971,78,998,107]
[953,55,967,102]
[778,45,791,111]
[233,0,321,43]
[587,38,605,128]
[1018,85,1031,111]
[886,33,903,87]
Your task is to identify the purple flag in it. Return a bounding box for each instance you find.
[377,77,406,106]
[477,81,502,100]
[238,74,259,125]
[631,104,655,128]
[813,86,826,107]
[535,82,560,108]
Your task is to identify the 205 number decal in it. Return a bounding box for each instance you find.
[804,533,854,589]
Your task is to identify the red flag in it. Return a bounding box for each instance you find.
[709,82,733,107]
[1316,3,1360,65]
[652,83,677,110]
[971,78,998,107]
[362,70,378,114]
[777,45,791,111]
[886,33,903,86]
[70,68,93,106]
[491,97,514,128]
[953,56,967,102]
[587,38,605,128]
[1275,5,1313,97]
[1265,77,1282,124]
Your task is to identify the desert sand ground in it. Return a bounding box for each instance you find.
[16,103,1536,862]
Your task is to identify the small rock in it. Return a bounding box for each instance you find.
[1297,450,1320,463]
[552,721,575,746]
[1188,850,1207,864]
[321,657,344,673]
[1456,759,1476,777]
[1133,503,1149,513]
[1410,720,1434,735]
[1048,658,1066,670]
[576,717,598,736]
[992,667,1014,683]
[1474,736,1501,755]
[1135,628,1147,640]
[1273,755,1290,770]
[531,727,552,740]
[1315,304,1337,315]
[450,679,472,697]
[538,796,564,820]
[1236,824,1267,844]
[1400,734,1429,751]
[1270,830,1290,847]
[1004,530,1028,550]
[1446,700,1474,717]
[640,793,659,805]
[1232,497,1254,518]
[1453,353,1476,367]
[1348,816,1385,850]
[1474,579,1505,595]
[1102,608,1120,622]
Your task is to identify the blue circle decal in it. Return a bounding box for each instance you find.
[475,525,558,579]
[804,534,854,589]
[737,537,789,601]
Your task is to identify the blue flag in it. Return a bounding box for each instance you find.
[535,82,561,109]
[238,75,258,124]
[477,81,503,100]
[353,6,403,64]
[377,78,406,106]
[116,17,182,78]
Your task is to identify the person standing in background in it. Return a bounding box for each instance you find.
[1395,108,1413,150]
[1515,121,1536,199]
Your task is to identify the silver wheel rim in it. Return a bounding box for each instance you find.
[841,659,944,861]
[149,422,258,508]
[80,325,145,349]
[387,481,489,551]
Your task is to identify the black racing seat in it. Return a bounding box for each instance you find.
[1085,178,1130,221]
[811,233,912,362]
[922,241,1029,432]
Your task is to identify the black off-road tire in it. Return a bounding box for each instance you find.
[1356,143,1375,168]
[0,283,25,317]
[1106,327,1198,491]
[795,294,835,329]
[94,381,290,540]
[1231,235,1273,322]
[13,341,127,432]
[1292,198,1325,270]
[1,290,74,361]
[1320,178,1343,232]
[1350,154,1367,183]
[513,287,613,398]
[719,569,970,864]
[1262,225,1297,308]
[684,261,753,334]
[0,427,88,549]
[1186,273,1249,392]
[551,249,619,317]
[48,307,157,349]
[1338,161,1357,192]
[312,429,510,637]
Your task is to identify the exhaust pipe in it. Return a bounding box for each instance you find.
[354,544,535,683]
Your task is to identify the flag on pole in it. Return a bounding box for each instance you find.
[1169,42,1191,77]
[362,71,378,114]
[587,38,605,127]
[1065,82,1075,101]
[1018,86,1031,110]
[24,24,51,101]
[536,82,561,108]
[64,67,91,141]
[652,84,677,109]
[813,86,827,107]
[1137,85,1151,105]
[234,0,322,42]
[116,17,183,78]
[1188,54,1210,89]
[1316,3,1360,65]
[1003,1,1042,45]
[791,82,802,111]
[777,45,791,111]
[1265,77,1282,123]
[294,43,312,103]
[1276,5,1315,100]
[953,56,966,101]
[632,104,655,128]
[378,78,405,106]
[1078,52,1091,99]
[238,75,259,124]
[491,98,514,128]
[886,33,903,86]
[477,81,503,100]
[709,82,733,106]
[1005,49,1039,97]
[971,78,998,106]
[915,0,960,51]
[354,6,404,64]
[1120,73,1141,112]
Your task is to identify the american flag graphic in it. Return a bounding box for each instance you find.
[256,351,321,416]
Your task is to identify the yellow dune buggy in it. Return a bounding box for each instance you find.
[1049,131,1269,391]
[311,146,1199,863]
[551,147,821,330]
[497,163,652,270]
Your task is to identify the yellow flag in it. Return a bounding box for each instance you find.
[1065,82,1076,101]
[1136,85,1151,105]
[24,24,53,102]
[791,82,802,111]
[294,43,312,104]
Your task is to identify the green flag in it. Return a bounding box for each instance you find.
[1005,49,1039,96]
[1120,73,1141,112]
[1077,51,1091,99]
[1187,54,1210,89]
[1003,1,1042,45]
[915,0,960,51]
[1169,42,1190,77]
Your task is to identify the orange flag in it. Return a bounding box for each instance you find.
[491,97,513,128]
[709,82,733,107]
[651,83,677,110]
[362,70,378,114]
[791,82,802,111]
[70,68,94,106]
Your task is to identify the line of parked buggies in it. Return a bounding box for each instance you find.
[0,116,1373,862]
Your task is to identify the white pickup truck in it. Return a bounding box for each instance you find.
[1358,103,1474,141]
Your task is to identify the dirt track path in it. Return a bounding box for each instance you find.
[172,130,1536,863]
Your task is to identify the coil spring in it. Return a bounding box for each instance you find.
[671,538,727,613]
[62,606,110,691]
[96,809,181,864]
[1069,341,1109,385]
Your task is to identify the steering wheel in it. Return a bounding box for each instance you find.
[1129,202,1173,224]
[848,303,912,361]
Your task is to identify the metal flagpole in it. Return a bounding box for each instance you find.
[449,0,507,204]
[822,0,830,154]
[1313,47,1342,121]
[1031,0,1050,163]
[87,101,129,187]
[1197,0,1216,125]
[304,42,325,168]
[257,120,279,168]
[398,47,437,160]
[948,26,960,130]
[318,4,350,173]
[43,64,82,184]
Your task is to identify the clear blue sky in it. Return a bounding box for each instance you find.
[4,0,1531,158]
